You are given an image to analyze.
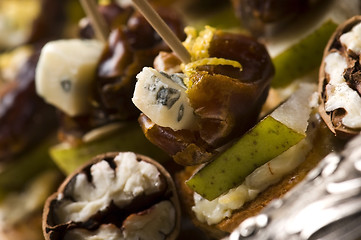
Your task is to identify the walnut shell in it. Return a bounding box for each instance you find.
[42,152,181,240]
[318,15,361,138]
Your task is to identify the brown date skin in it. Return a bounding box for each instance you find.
[139,114,214,165]
[208,31,275,83]
[96,7,185,120]
[0,49,57,162]
[140,31,274,166]
[190,31,273,147]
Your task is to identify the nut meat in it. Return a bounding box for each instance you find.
[319,16,361,138]
[42,152,180,240]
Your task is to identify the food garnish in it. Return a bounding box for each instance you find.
[134,25,274,166]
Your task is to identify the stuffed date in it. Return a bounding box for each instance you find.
[133,26,274,165]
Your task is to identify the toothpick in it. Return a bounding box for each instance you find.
[79,0,109,42]
[131,0,191,63]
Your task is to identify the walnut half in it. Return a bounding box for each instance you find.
[319,16,361,138]
[42,152,180,240]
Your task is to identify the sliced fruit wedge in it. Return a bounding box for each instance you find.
[186,83,317,200]
[50,122,169,175]
[268,0,360,88]
[271,20,337,88]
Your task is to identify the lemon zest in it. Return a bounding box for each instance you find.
[181,26,243,88]
[181,58,242,88]
[183,26,216,61]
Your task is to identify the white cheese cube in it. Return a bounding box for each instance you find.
[35,39,105,116]
[132,67,196,130]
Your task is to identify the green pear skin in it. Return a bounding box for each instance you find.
[50,122,169,175]
[271,20,337,88]
[186,116,305,200]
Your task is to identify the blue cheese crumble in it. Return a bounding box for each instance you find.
[132,67,196,130]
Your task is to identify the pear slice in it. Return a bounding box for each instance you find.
[186,83,317,200]
[268,0,360,88]
[271,20,337,88]
[50,122,169,175]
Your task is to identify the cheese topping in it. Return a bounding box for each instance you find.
[55,152,162,223]
[324,51,361,128]
[132,67,196,131]
[271,82,316,133]
[340,22,361,55]
[35,39,105,117]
